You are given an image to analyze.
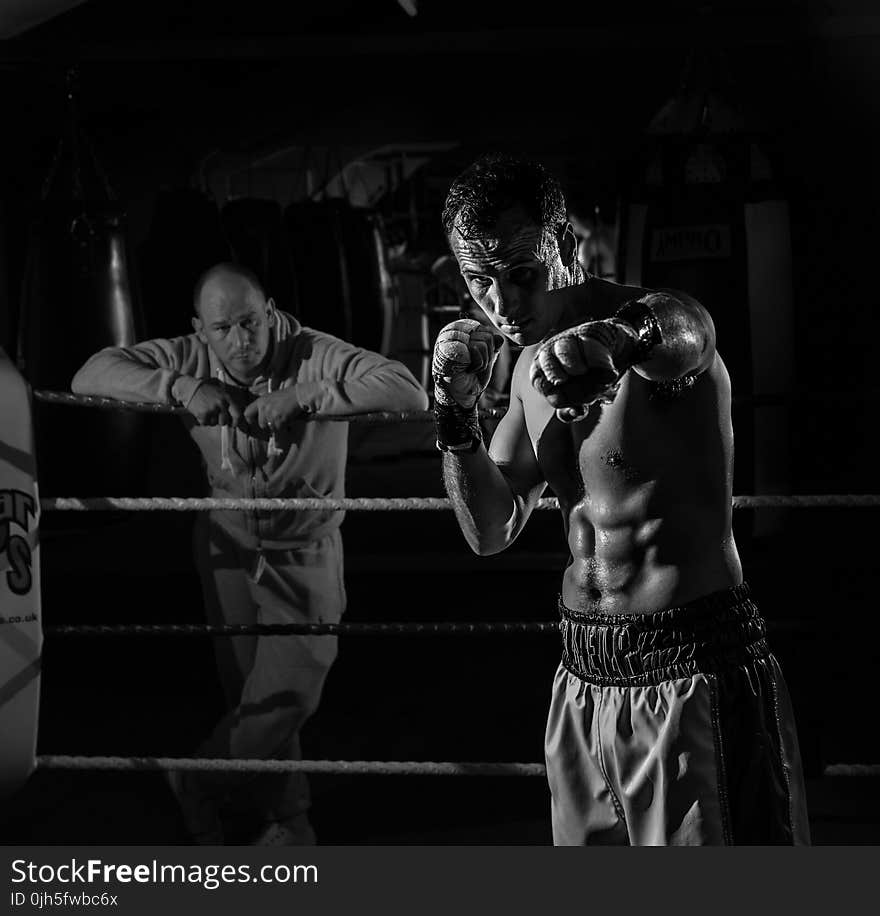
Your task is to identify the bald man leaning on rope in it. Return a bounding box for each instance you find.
[72,262,428,846]
[432,153,810,846]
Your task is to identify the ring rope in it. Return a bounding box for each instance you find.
[40,494,880,512]
[43,618,814,639]
[29,394,880,780]
[33,388,879,417]
[823,764,880,777]
[31,390,501,424]
[43,620,562,638]
[35,755,546,777]
[32,755,879,778]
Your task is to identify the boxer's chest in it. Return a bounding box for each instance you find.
[522,372,672,505]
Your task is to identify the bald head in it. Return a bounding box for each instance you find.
[193,262,266,318]
[191,263,276,382]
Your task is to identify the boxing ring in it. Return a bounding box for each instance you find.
[4,387,880,839]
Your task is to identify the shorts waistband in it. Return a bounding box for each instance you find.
[558,583,771,686]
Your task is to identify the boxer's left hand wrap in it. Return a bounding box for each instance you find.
[432,319,503,453]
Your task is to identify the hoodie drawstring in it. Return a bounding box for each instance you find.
[266,377,283,458]
[217,368,234,473]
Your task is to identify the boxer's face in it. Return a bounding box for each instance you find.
[193,273,275,382]
[450,206,576,347]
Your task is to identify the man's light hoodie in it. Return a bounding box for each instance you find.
[71,310,428,548]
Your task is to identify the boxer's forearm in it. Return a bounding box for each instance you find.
[442,448,524,556]
[624,293,715,382]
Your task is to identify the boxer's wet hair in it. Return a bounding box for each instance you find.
[442,153,567,242]
[192,262,266,313]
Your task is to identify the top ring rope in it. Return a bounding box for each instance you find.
[40,495,880,512]
[31,389,483,425]
[31,388,879,420]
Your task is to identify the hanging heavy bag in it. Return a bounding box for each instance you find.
[17,72,148,505]
[221,196,299,315]
[284,197,385,352]
[617,61,794,537]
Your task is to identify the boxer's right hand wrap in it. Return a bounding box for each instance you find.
[432,319,501,453]
[434,388,482,453]
[612,296,663,365]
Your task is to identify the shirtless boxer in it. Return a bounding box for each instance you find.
[432,153,809,845]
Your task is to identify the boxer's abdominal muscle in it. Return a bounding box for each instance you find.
[523,368,742,616]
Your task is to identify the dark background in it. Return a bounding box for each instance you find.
[1,0,879,844]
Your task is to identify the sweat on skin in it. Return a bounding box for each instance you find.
[449,208,579,348]
[437,204,729,616]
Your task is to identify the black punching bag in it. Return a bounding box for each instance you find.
[284,198,386,352]
[17,73,148,503]
[138,188,232,339]
[617,65,795,537]
[221,197,298,314]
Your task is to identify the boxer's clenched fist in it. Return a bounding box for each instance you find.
[432,319,504,410]
[529,319,638,422]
